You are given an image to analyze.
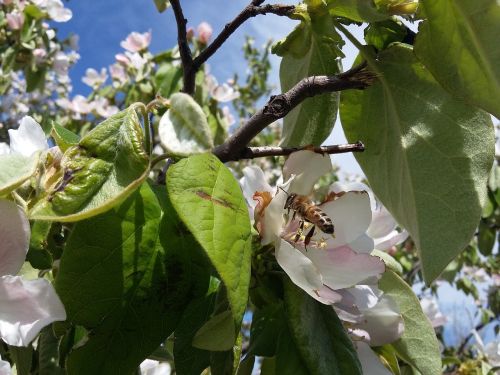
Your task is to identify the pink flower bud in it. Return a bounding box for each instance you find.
[6,12,24,30]
[197,22,213,45]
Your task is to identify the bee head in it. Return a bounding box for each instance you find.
[284,193,297,209]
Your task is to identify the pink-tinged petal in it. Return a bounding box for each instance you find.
[0,354,10,375]
[348,234,374,254]
[283,151,332,195]
[305,246,385,290]
[356,342,392,375]
[276,240,341,305]
[320,192,372,246]
[375,230,409,251]
[367,206,397,239]
[8,116,48,156]
[239,166,273,209]
[357,295,404,346]
[0,276,66,346]
[0,200,30,276]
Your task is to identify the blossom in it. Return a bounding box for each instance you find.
[6,12,24,30]
[53,52,70,76]
[5,116,48,156]
[31,0,72,22]
[56,95,93,118]
[0,199,66,346]
[109,63,127,85]
[420,296,446,328]
[206,75,240,102]
[82,68,107,88]
[92,97,119,118]
[472,330,500,367]
[197,22,213,44]
[0,355,10,375]
[120,31,152,52]
[140,359,171,375]
[240,150,404,371]
[221,106,235,127]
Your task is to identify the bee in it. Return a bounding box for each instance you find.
[280,187,335,250]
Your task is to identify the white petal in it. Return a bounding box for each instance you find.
[140,359,171,375]
[0,144,9,155]
[420,296,446,328]
[356,342,392,375]
[357,295,404,346]
[348,233,374,254]
[8,116,48,156]
[0,355,11,375]
[239,166,273,210]
[367,206,397,239]
[305,246,385,290]
[0,276,66,346]
[283,151,332,195]
[374,230,409,251]
[320,192,372,246]
[276,240,340,305]
[0,200,30,276]
[260,179,291,245]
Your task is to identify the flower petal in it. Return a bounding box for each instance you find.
[320,192,372,246]
[0,354,11,375]
[305,246,385,290]
[140,359,172,375]
[283,151,332,196]
[348,233,374,254]
[356,295,404,346]
[375,230,409,251]
[8,116,48,156]
[260,179,291,245]
[367,205,397,239]
[239,166,273,210]
[0,200,30,276]
[356,342,392,375]
[0,276,66,346]
[0,143,9,155]
[276,240,341,305]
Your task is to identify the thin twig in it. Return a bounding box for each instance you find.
[170,0,194,93]
[213,63,376,162]
[177,1,294,94]
[235,142,365,160]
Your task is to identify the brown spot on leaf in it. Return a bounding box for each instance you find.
[196,190,233,209]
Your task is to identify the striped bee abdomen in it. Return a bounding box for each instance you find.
[305,206,334,234]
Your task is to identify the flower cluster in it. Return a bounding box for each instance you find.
[241,151,407,373]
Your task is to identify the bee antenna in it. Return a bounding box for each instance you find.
[278,186,289,196]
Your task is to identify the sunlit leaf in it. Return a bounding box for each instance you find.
[326,0,389,22]
[0,153,39,196]
[340,44,494,283]
[414,0,500,117]
[30,106,150,222]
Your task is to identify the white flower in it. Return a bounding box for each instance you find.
[53,52,70,76]
[7,116,48,157]
[109,63,127,85]
[0,199,66,347]
[221,106,235,127]
[211,83,240,102]
[32,0,72,22]
[0,354,10,375]
[92,97,119,118]
[120,31,152,53]
[420,296,446,328]
[82,68,107,88]
[125,51,148,70]
[473,330,500,367]
[197,22,212,44]
[56,95,93,117]
[140,359,171,375]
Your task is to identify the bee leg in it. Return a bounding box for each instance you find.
[304,225,316,252]
[294,220,304,243]
[291,210,297,222]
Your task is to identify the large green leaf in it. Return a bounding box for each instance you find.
[340,44,494,283]
[273,12,342,147]
[414,0,500,118]
[167,154,252,328]
[0,153,39,196]
[283,280,362,375]
[30,106,150,222]
[56,183,204,374]
[158,93,214,155]
[379,271,441,375]
[326,0,390,22]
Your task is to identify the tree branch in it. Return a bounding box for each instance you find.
[213,63,376,162]
[234,142,365,161]
[170,0,194,93]
[180,1,294,94]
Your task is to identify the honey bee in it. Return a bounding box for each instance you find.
[280,188,335,249]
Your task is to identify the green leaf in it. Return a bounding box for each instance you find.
[30,106,150,222]
[192,310,236,351]
[50,123,80,153]
[173,294,216,375]
[0,153,39,196]
[159,93,214,156]
[379,270,441,375]
[167,154,252,327]
[477,220,496,256]
[26,220,53,269]
[154,63,182,98]
[275,324,309,375]
[340,44,494,283]
[414,0,500,118]
[364,19,408,51]
[55,183,201,374]
[38,327,65,375]
[283,280,363,375]
[9,346,33,375]
[248,303,286,357]
[326,0,390,22]
[273,12,343,146]
[153,0,170,12]
[23,4,45,19]
[372,249,403,274]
